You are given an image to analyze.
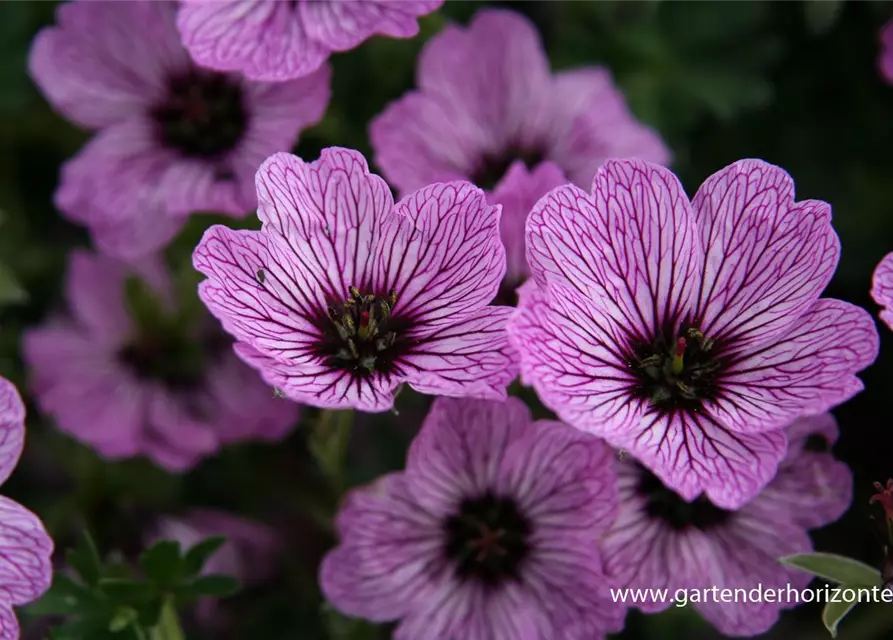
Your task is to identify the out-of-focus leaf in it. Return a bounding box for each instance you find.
[108,606,138,633]
[805,0,844,36]
[66,531,102,587]
[182,536,227,577]
[139,541,183,588]
[182,574,241,599]
[780,553,882,587]
[0,262,27,305]
[98,578,156,602]
[822,596,857,638]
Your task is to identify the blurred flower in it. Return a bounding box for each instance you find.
[176,0,443,82]
[509,158,878,509]
[193,147,517,412]
[871,252,893,328]
[0,379,54,639]
[22,250,299,472]
[28,0,330,259]
[370,9,669,296]
[153,509,280,625]
[880,21,893,84]
[320,396,626,639]
[602,413,852,636]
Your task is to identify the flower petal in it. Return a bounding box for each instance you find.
[177,0,328,81]
[508,281,644,431]
[871,252,893,330]
[254,149,393,297]
[490,161,566,284]
[400,307,517,401]
[300,1,443,52]
[320,473,445,622]
[64,251,133,343]
[0,496,53,606]
[526,160,700,344]
[714,299,879,433]
[0,381,24,487]
[608,412,788,509]
[692,160,840,350]
[417,10,550,157]
[378,182,505,328]
[28,0,184,128]
[544,68,671,187]
[405,396,534,516]
[0,602,18,640]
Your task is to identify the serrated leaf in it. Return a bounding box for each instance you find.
[67,531,102,587]
[182,536,227,577]
[804,0,843,36]
[183,574,241,598]
[139,541,183,588]
[780,553,882,587]
[822,596,857,638]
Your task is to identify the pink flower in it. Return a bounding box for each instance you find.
[177,0,444,81]
[192,147,517,412]
[28,0,330,259]
[872,252,893,329]
[22,250,299,472]
[880,21,893,83]
[0,380,54,638]
[509,158,878,509]
[602,414,852,636]
[320,397,626,640]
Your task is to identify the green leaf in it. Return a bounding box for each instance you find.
[98,578,157,602]
[0,262,26,305]
[183,574,241,599]
[108,606,138,633]
[780,553,882,587]
[804,0,843,36]
[822,596,858,638]
[139,541,183,588]
[67,531,103,587]
[182,536,227,577]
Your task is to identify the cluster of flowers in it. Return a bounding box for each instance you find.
[1,0,892,638]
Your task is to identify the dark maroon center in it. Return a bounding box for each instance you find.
[470,146,546,191]
[151,71,246,158]
[636,466,732,531]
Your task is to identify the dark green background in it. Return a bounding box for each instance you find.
[3,1,893,638]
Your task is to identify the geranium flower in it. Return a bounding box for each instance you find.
[28,0,330,258]
[22,250,299,472]
[880,21,893,83]
[370,9,668,299]
[192,147,517,412]
[320,396,626,639]
[177,0,444,81]
[872,252,893,328]
[602,413,852,636]
[509,158,878,508]
[0,379,54,638]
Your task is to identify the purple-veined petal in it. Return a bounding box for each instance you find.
[692,159,840,350]
[177,0,328,81]
[871,252,893,330]
[254,149,393,298]
[607,411,788,509]
[378,182,505,328]
[400,307,517,401]
[404,396,534,516]
[0,381,24,487]
[0,602,17,640]
[508,281,644,432]
[526,160,700,345]
[713,299,879,433]
[490,161,566,284]
[0,496,53,606]
[300,1,443,52]
[320,473,445,622]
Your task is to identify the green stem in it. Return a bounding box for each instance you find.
[309,409,354,498]
[150,598,185,640]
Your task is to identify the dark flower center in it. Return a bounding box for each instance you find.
[117,328,227,389]
[317,286,407,376]
[152,71,246,158]
[443,492,532,587]
[470,145,546,191]
[629,327,723,413]
[637,466,732,531]
[804,434,830,452]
